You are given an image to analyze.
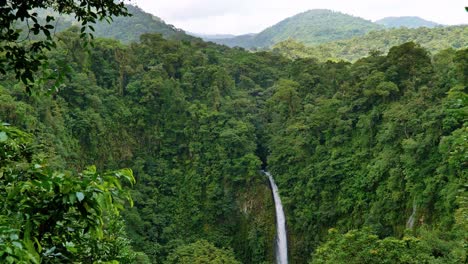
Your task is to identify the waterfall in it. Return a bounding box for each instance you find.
[406,198,417,229]
[264,171,288,264]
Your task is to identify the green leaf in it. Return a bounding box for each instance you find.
[117,168,135,185]
[68,193,76,204]
[64,241,77,253]
[12,241,22,249]
[0,131,8,142]
[9,233,18,241]
[76,192,85,202]
[5,246,12,254]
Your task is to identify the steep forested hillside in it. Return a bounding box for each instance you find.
[375,16,441,28]
[213,9,383,48]
[92,5,192,43]
[1,24,466,264]
[1,28,286,263]
[265,43,467,263]
[272,25,468,61]
[34,5,192,43]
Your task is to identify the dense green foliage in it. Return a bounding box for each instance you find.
[0,0,129,92]
[166,240,241,264]
[310,228,464,264]
[1,13,466,263]
[0,123,138,263]
[265,43,467,262]
[375,16,440,28]
[272,26,468,61]
[214,9,383,48]
[1,29,284,263]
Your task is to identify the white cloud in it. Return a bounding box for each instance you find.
[133,0,468,34]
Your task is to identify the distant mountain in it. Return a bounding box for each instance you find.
[92,5,192,43]
[210,33,256,47]
[375,16,441,28]
[272,25,467,61]
[34,5,192,43]
[190,33,237,41]
[213,9,384,49]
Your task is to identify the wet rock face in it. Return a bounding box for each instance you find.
[234,177,276,263]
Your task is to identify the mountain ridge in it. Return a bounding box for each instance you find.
[375,16,441,28]
[210,9,384,48]
[271,25,467,61]
[92,5,193,43]
[33,4,194,43]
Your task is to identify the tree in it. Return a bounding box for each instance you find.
[268,79,301,117]
[166,240,241,264]
[0,0,130,93]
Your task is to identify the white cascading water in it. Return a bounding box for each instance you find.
[264,171,288,264]
[406,198,417,229]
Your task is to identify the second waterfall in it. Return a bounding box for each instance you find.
[264,171,288,264]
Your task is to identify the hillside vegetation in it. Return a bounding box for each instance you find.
[213,9,383,48]
[1,29,282,263]
[1,22,466,263]
[92,5,192,43]
[272,25,468,61]
[33,5,193,43]
[266,42,467,263]
[375,16,441,28]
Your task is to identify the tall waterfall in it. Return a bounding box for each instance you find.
[264,171,288,264]
[406,198,417,229]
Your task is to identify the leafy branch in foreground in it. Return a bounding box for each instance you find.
[0,0,130,93]
[0,123,137,263]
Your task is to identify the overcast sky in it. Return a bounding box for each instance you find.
[132,0,468,35]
